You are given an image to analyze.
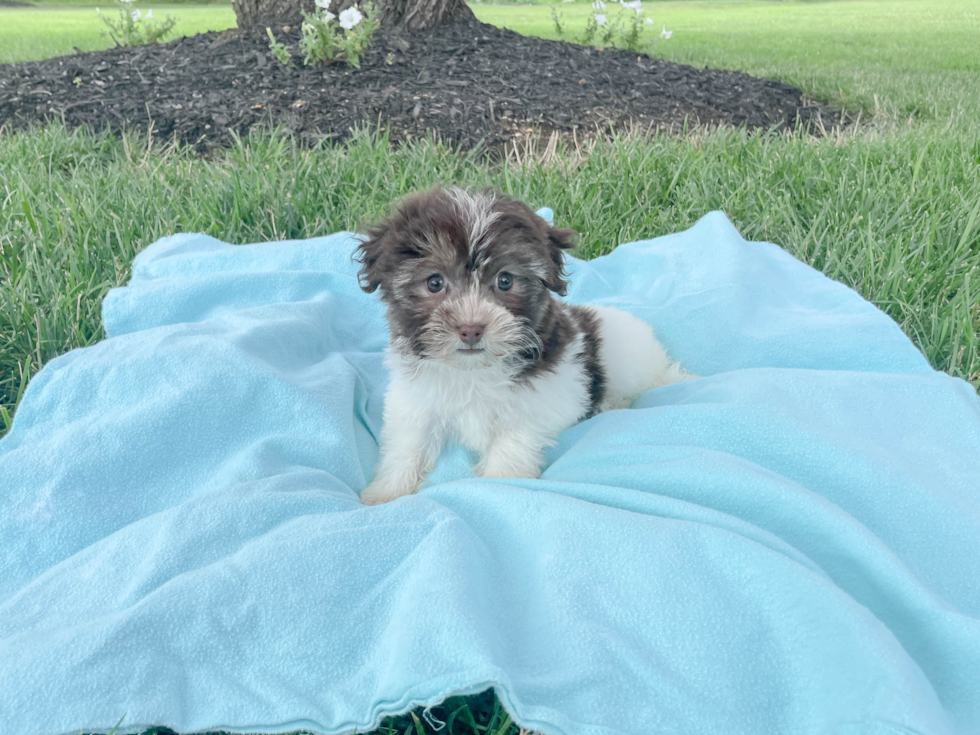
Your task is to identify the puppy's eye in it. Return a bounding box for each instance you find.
[496,272,513,291]
[426,274,445,293]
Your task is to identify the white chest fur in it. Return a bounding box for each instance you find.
[387,332,592,456]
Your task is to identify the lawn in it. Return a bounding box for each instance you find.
[0,3,235,64]
[474,0,980,128]
[1,0,977,423]
[1,1,979,730]
[4,120,979,433]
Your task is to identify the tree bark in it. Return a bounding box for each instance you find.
[379,0,470,30]
[232,0,471,31]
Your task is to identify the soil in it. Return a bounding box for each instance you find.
[0,9,842,152]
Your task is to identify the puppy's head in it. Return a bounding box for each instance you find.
[356,187,576,369]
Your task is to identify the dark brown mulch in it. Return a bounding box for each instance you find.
[0,9,841,152]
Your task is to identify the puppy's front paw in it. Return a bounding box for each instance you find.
[359,480,415,506]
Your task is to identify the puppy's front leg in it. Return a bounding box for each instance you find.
[360,391,443,506]
[477,431,547,480]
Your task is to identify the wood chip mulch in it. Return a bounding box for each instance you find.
[0,9,843,152]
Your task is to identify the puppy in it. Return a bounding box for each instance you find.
[355,186,689,505]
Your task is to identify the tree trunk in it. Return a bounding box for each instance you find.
[232,0,471,31]
[379,0,470,30]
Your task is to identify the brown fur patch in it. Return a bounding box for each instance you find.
[568,306,606,417]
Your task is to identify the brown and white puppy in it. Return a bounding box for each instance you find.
[355,186,688,505]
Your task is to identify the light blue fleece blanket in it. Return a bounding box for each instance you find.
[2,211,979,735]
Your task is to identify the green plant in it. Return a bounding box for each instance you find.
[266,27,292,66]
[620,2,648,49]
[550,5,565,36]
[579,5,599,45]
[268,0,380,70]
[331,1,380,68]
[591,0,659,50]
[551,0,662,51]
[97,0,178,47]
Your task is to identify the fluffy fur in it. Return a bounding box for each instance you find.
[355,186,690,505]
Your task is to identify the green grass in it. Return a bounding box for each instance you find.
[473,0,980,130]
[3,122,979,435]
[0,4,235,64]
[1,0,979,731]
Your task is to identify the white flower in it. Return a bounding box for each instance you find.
[660,24,672,39]
[119,0,136,3]
[320,9,335,21]
[338,6,362,29]
[622,0,641,13]
[314,0,331,7]
[591,0,605,10]
[644,17,653,25]
[594,12,606,25]
[130,9,140,20]
[145,8,152,18]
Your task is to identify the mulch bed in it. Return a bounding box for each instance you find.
[0,7,842,152]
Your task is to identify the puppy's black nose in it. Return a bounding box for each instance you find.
[457,323,485,347]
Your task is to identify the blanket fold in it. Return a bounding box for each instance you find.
[2,211,978,735]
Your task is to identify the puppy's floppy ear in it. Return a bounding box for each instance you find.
[354,220,389,294]
[542,224,578,296]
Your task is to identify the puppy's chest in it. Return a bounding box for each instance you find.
[410,355,593,449]
[417,370,524,440]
